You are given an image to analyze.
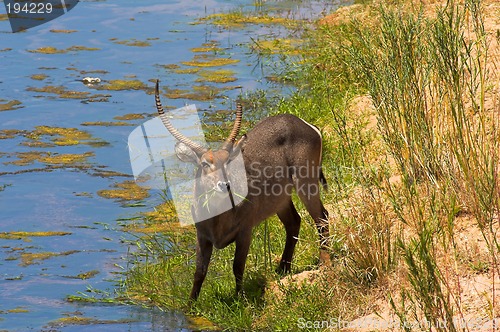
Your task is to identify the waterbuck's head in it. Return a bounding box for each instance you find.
[155,81,247,215]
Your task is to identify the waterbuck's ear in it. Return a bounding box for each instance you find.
[175,141,200,164]
[229,134,247,161]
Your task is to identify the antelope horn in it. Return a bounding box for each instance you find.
[155,80,207,155]
[222,103,243,151]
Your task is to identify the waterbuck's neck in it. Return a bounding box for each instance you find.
[194,204,243,249]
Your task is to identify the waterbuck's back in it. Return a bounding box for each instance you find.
[243,113,323,170]
[232,114,323,224]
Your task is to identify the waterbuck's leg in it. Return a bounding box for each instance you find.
[189,235,213,301]
[233,230,252,295]
[294,177,330,258]
[276,199,301,274]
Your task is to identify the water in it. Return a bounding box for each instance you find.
[0,0,344,330]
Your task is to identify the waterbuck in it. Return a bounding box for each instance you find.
[155,81,329,300]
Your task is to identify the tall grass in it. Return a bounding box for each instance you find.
[338,0,499,328]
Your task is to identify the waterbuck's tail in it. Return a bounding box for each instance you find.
[319,168,328,192]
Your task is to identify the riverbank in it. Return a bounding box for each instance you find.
[123,0,500,330]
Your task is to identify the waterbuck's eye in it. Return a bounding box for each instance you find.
[200,161,211,168]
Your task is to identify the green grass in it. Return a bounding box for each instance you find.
[122,210,348,330]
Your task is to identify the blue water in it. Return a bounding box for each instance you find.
[0,0,343,330]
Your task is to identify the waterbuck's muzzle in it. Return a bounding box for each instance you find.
[215,180,231,193]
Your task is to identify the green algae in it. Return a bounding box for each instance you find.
[20,250,79,266]
[114,113,145,121]
[0,14,8,21]
[200,12,293,28]
[196,69,237,83]
[191,42,222,53]
[0,48,12,52]
[7,307,29,314]
[52,316,95,325]
[80,69,108,75]
[67,46,100,52]
[81,121,132,127]
[47,316,137,327]
[83,96,111,103]
[163,87,189,99]
[22,126,106,147]
[74,192,93,197]
[181,57,239,67]
[20,141,55,148]
[64,270,100,280]
[90,170,131,178]
[251,38,303,55]
[165,86,213,101]
[6,151,94,166]
[26,85,110,101]
[27,85,88,98]
[191,47,218,53]
[159,64,180,70]
[95,79,147,91]
[97,180,150,201]
[76,270,100,279]
[5,152,47,166]
[42,152,94,165]
[112,38,151,47]
[124,201,192,234]
[0,129,25,139]
[173,67,200,74]
[34,126,92,144]
[27,46,100,54]
[163,84,240,101]
[30,74,48,81]
[0,99,23,112]
[0,231,71,241]
[49,29,77,33]
[20,252,58,266]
